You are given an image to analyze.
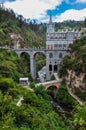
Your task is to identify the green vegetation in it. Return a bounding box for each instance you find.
[0,77,72,130]
[50,74,55,80]
[0,8,45,48]
[0,48,32,82]
[55,84,86,130]
[55,20,85,31]
[0,48,46,82]
[56,84,77,106]
[73,103,86,130]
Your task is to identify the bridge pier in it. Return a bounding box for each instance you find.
[30,55,36,80]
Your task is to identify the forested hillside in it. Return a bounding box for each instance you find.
[0,7,45,48]
[0,48,34,81]
[55,19,86,31]
[0,77,75,130]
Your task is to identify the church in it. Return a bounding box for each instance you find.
[46,16,82,80]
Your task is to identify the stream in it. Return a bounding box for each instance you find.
[51,100,66,113]
[49,93,71,117]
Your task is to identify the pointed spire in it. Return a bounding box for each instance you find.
[49,14,52,24]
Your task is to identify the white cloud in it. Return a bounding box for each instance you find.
[55,8,86,22]
[4,0,62,21]
[76,0,86,3]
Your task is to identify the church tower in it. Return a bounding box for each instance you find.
[46,15,55,33]
[46,15,55,50]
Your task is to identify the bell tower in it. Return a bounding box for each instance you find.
[47,15,55,33]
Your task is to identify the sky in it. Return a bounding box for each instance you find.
[0,0,86,22]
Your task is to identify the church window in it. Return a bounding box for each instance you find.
[54,65,58,72]
[49,65,52,71]
[49,53,53,58]
[59,53,63,58]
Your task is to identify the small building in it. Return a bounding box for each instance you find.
[19,77,29,87]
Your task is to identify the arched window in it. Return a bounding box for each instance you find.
[54,65,58,72]
[59,53,63,58]
[49,65,52,71]
[49,53,53,58]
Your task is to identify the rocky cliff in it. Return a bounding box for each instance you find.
[66,70,86,92]
[59,35,86,101]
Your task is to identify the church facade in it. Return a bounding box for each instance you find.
[46,16,82,80]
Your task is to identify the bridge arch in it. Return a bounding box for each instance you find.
[15,49,46,80]
[20,51,30,57]
[32,50,46,57]
[32,51,46,80]
[45,83,60,90]
[19,51,30,73]
[46,83,60,98]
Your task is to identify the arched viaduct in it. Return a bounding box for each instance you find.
[9,48,68,80]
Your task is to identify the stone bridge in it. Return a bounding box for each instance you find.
[36,80,61,98]
[36,80,61,90]
[8,48,67,80]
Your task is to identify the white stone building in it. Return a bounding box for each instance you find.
[46,16,82,80]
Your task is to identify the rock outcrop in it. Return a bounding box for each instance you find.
[10,32,25,48]
[66,70,86,92]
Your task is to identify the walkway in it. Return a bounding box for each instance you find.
[67,87,83,105]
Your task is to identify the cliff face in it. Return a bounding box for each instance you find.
[59,35,86,101]
[66,70,86,92]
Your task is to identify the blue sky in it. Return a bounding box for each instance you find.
[0,0,86,22]
[47,1,86,16]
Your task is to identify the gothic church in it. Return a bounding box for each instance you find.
[46,16,82,80]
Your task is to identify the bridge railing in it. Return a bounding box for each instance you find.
[36,80,61,86]
[0,46,69,51]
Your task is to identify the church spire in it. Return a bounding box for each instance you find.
[49,15,52,24]
[47,15,55,33]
